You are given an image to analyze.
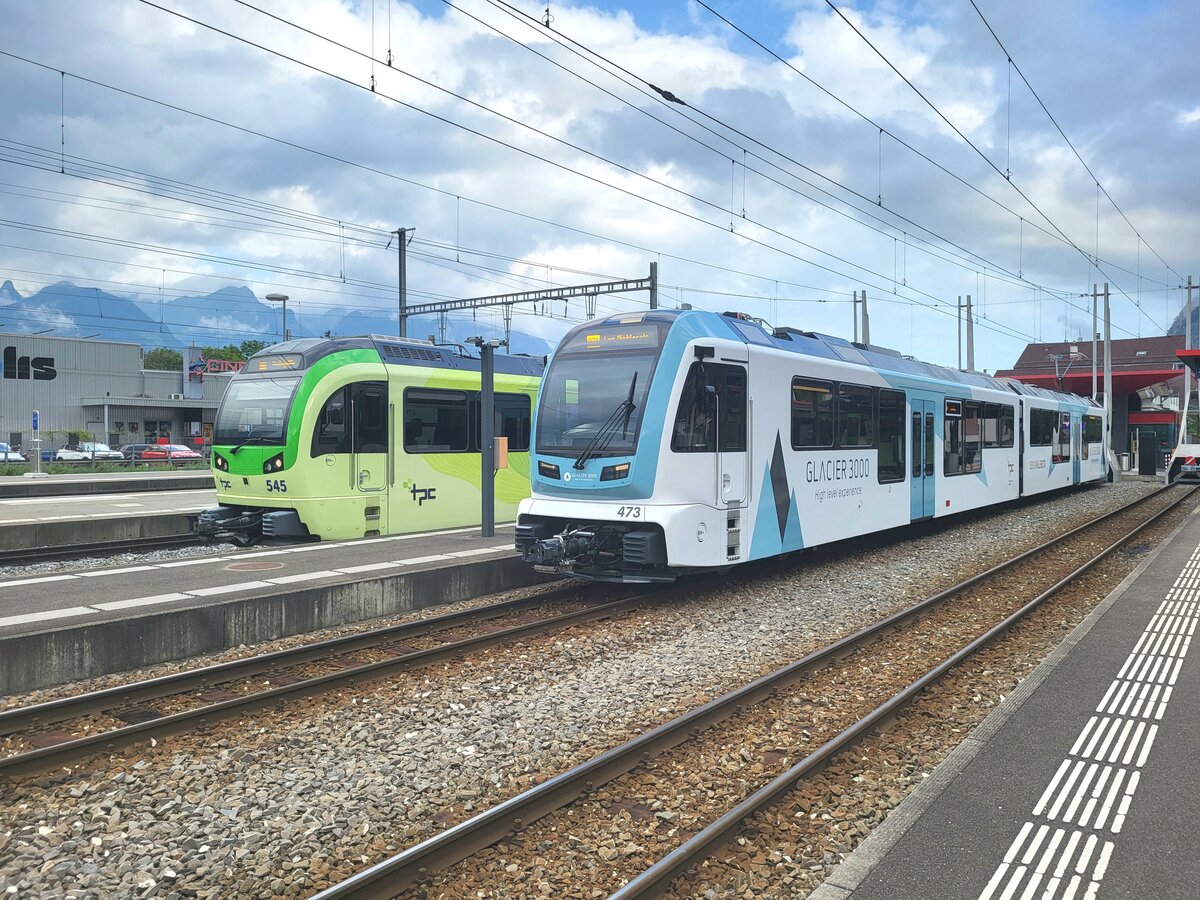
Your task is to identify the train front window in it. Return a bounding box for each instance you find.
[214,375,301,446]
[536,351,657,457]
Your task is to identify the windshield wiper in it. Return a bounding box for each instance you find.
[228,434,275,455]
[573,372,637,470]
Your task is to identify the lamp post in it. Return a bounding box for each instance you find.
[266,293,289,341]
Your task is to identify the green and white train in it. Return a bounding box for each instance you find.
[198,335,543,544]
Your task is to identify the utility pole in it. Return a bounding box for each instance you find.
[957,296,963,369]
[1103,282,1112,449]
[1186,275,1194,439]
[854,291,860,343]
[649,261,658,310]
[467,336,506,537]
[965,294,974,372]
[1092,285,1099,400]
[862,290,870,345]
[392,227,412,337]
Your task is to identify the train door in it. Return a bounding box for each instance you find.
[910,398,936,520]
[1072,413,1082,484]
[351,382,389,532]
[713,363,748,507]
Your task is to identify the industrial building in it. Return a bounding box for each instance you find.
[0,334,233,453]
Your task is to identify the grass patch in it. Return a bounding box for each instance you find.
[0,461,210,476]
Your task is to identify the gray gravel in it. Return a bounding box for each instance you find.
[0,482,1158,897]
[0,544,235,580]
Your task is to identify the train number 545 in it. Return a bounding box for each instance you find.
[266,479,287,493]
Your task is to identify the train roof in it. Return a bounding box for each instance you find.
[244,335,544,377]
[576,308,1099,409]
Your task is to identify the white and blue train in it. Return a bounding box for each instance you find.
[516,309,1107,582]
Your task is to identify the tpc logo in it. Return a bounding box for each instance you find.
[404,480,437,505]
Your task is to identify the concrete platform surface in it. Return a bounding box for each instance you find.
[0,488,216,526]
[0,470,214,498]
[0,525,542,693]
[813,508,1200,900]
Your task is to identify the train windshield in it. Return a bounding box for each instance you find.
[536,325,662,458]
[213,375,302,446]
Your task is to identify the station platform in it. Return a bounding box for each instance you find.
[813,506,1200,900]
[0,470,214,499]
[0,487,216,526]
[0,525,547,694]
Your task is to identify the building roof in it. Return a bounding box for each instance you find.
[996,335,1185,394]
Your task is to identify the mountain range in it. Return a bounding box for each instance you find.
[0,280,557,357]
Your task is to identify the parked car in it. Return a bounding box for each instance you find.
[55,442,125,461]
[0,442,25,463]
[120,443,201,462]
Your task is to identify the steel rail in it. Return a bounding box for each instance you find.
[612,484,1198,898]
[0,585,586,738]
[310,484,1190,900]
[0,586,656,778]
[0,532,204,565]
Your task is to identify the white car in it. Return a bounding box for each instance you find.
[54,442,125,461]
[0,442,24,462]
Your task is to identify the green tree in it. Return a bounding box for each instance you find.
[239,339,268,358]
[143,347,183,370]
[201,345,246,363]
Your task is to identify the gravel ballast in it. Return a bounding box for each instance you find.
[0,483,1162,897]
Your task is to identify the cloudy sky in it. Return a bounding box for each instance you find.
[1,0,1197,371]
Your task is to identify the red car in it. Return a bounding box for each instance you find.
[120,443,203,462]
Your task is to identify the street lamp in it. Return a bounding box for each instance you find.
[265,293,289,341]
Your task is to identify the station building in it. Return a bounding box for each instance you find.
[0,333,235,453]
[997,334,1185,458]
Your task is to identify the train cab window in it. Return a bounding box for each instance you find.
[1084,415,1103,444]
[1054,413,1072,463]
[311,387,351,455]
[790,378,834,449]
[354,384,388,453]
[671,363,746,453]
[404,389,470,453]
[1029,408,1056,446]
[494,393,531,452]
[837,384,875,448]
[877,389,905,483]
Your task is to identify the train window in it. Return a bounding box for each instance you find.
[837,384,875,448]
[1029,408,1056,446]
[311,387,350,455]
[983,404,999,447]
[671,363,746,453]
[353,384,388,454]
[944,398,981,475]
[911,412,922,478]
[1054,413,1072,463]
[493,393,531,453]
[877,390,905,483]
[404,389,470,453]
[1000,405,1015,448]
[1084,415,1103,444]
[924,413,934,476]
[790,378,834,449]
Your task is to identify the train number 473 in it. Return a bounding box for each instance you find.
[616,506,643,519]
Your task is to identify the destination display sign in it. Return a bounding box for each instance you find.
[561,325,661,353]
[250,353,303,372]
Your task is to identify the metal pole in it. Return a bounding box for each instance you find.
[861,290,870,345]
[480,344,495,538]
[649,262,658,309]
[282,297,288,342]
[1091,284,1098,400]
[957,296,962,370]
[1103,283,1112,448]
[965,294,974,371]
[398,227,408,338]
[853,290,859,343]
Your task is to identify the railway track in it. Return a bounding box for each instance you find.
[310,483,1196,899]
[0,532,206,565]
[0,581,662,778]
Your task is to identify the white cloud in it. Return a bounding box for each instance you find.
[1177,106,1200,126]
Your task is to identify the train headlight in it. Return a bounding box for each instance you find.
[213,454,228,471]
[600,462,630,481]
[538,460,560,480]
[262,453,285,474]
